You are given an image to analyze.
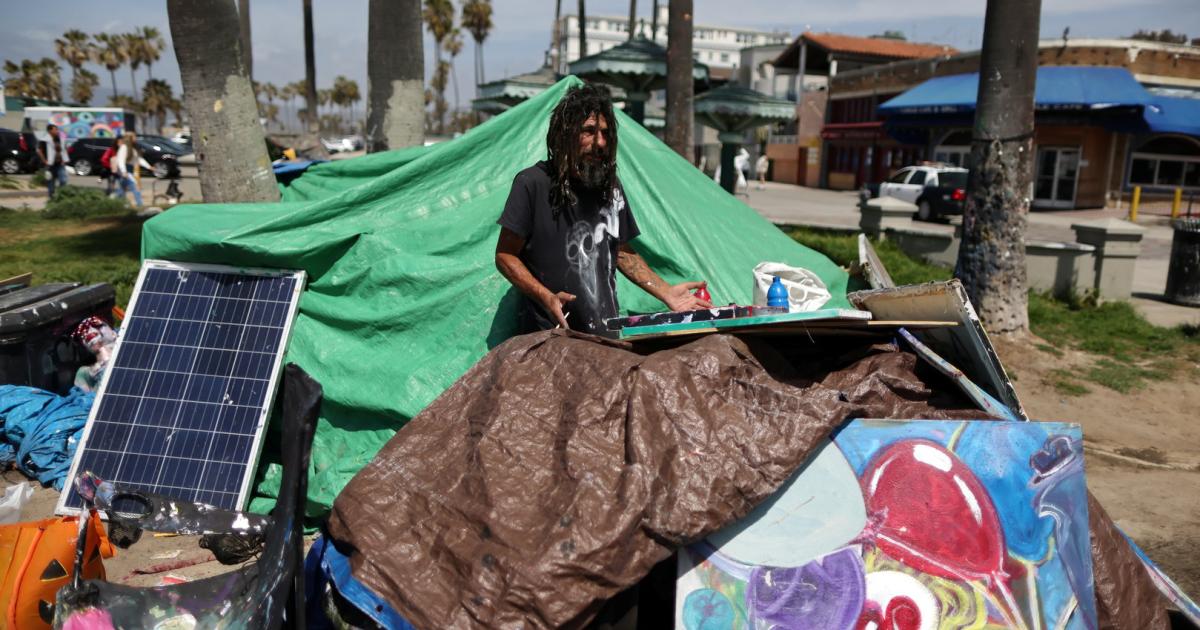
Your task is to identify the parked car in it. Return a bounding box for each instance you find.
[0,128,40,174]
[67,137,181,179]
[868,164,969,222]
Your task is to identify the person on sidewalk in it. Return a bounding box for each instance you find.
[756,153,770,190]
[495,83,713,336]
[112,132,144,208]
[36,124,68,198]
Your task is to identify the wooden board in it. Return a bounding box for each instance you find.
[619,308,873,339]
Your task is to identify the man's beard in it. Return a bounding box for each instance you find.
[575,153,611,190]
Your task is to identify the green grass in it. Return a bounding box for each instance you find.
[0,206,143,307]
[787,226,1200,392]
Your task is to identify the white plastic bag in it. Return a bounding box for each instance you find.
[752,262,832,312]
[0,482,33,524]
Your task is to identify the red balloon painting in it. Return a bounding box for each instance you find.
[859,439,1008,586]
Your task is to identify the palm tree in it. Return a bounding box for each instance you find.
[167,0,278,202]
[123,32,143,98]
[238,0,252,78]
[444,28,464,112]
[32,58,63,102]
[92,33,125,98]
[343,79,360,125]
[460,0,492,92]
[318,87,333,129]
[423,0,455,133]
[627,0,636,40]
[366,0,425,152]
[71,68,99,105]
[3,60,33,98]
[137,27,166,80]
[261,81,279,129]
[577,0,587,59]
[665,0,693,161]
[55,30,91,81]
[302,0,320,136]
[142,78,175,133]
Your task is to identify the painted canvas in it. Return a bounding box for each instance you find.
[676,419,1096,630]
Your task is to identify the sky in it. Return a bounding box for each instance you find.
[3,0,1199,114]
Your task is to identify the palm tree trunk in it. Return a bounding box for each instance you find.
[167,0,279,202]
[129,67,139,101]
[665,0,693,162]
[627,0,636,40]
[552,0,562,72]
[109,70,118,100]
[651,0,658,40]
[577,0,587,59]
[303,0,319,136]
[238,0,253,79]
[365,0,424,152]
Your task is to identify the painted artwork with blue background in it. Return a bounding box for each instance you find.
[676,419,1095,630]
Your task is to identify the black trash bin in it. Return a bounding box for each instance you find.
[0,282,116,394]
[1165,219,1200,307]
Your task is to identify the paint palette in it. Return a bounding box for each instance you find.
[676,419,1097,630]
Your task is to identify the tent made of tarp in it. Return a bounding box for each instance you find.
[141,76,851,514]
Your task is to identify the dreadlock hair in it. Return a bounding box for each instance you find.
[546,83,619,212]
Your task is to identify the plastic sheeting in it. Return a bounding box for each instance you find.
[0,385,94,489]
[327,331,991,628]
[141,76,851,514]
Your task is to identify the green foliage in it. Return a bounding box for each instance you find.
[785,228,953,288]
[0,174,20,190]
[43,186,130,219]
[31,169,47,188]
[1048,369,1089,397]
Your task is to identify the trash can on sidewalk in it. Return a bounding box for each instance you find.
[0,282,115,394]
[1165,219,1200,307]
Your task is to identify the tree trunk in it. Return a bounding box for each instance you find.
[129,67,139,101]
[577,0,587,59]
[238,0,253,79]
[665,0,693,162]
[365,0,424,152]
[167,0,279,202]
[953,0,1042,334]
[552,0,561,72]
[109,70,118,100]
[651,0,658,40]
[303,0,319,136]
[627,0,636,40]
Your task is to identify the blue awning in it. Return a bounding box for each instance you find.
[878,66,1154,115]
[1143,96,1200,137]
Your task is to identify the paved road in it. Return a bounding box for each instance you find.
[743,181,1198,327]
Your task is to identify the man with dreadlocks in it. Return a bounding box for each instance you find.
[496,83,713,335]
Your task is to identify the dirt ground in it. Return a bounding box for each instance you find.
[994,335,1200,598]
[4,333,1197,604]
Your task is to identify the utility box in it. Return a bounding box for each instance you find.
[0,283,115,394]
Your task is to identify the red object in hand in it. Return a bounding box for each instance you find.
[951,188,966,202]
[694,285,711,303]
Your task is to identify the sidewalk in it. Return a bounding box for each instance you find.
[743,181,1199,328]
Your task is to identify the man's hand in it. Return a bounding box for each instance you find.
[538,290,576,329]
[662,281,714,312]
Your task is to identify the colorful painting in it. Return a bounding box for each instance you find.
[46,110,127,140]
[676,419,1096,630]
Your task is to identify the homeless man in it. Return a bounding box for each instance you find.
[495,83,714,335]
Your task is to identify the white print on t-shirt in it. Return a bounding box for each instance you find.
[564,188,625,329]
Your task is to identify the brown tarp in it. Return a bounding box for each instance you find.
[327,330,1169,629]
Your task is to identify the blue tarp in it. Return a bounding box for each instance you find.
[1143,95,1200,137]
[0,385,94,489]
[878,66,1154,115]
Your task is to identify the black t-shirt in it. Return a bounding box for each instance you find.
[498,161,640,334]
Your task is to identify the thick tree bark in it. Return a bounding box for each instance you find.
[953,0,1042,334]
[167,0,278,202]
[366,0,425,152]
[665,0,693,162]
[552,0,562,72]
[303,0,319,135]
[238,0,252,79]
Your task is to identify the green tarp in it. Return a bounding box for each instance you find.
[141,76,850,515]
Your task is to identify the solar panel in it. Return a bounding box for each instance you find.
[57,260,305,514]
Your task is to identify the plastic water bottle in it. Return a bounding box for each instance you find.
[767,276,789,309]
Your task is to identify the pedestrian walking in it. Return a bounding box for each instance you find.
[756,153,770,190]
[36,124,68,198]
[113,132,144,208]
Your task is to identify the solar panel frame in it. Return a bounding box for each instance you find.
[56,259,306,516]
